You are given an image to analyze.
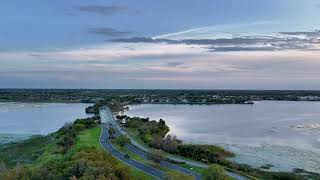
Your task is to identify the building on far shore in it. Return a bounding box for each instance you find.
[298,96,320,101]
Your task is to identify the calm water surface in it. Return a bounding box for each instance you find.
[123,101,320,173]
[0,102,90,144]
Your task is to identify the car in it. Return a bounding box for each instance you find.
[124,154,130,159]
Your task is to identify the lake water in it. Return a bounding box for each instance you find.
[123,101,320,173]
[0,102,90,144]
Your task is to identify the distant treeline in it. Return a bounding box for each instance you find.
[1,89,320,103]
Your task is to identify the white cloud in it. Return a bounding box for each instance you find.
[30,43,207,61]
[154,21,277,40]
[1,41,320,89]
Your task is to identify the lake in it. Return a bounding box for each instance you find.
[0,102,90,144]
[123,101,320,173]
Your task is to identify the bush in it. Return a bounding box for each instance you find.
[202,165,231,180]
[176,144,221,164]
[148,149,164,163]
[271,172,306,180]
[114,135,131,147]
[74,124,85,132]
[74,116,100,128]
[108,127,116,139]
[161,135,180,153]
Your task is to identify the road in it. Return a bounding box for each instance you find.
[99,110,165,179]
[126,143,202,180]
[100,107,202,180]
[100,106,248,180]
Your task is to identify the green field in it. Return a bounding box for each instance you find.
[75,127,101,149]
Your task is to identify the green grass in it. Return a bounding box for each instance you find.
[129,169,156,180]
[178,163,205,174]
[75,127,101,149]
[165,171,195,180]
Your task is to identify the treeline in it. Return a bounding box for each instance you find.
[55,115,100,153]
[176,144,234,164]
[117,115,234,164]
[2,89,320,103]
[85,99,127,115]
[117,115,169,144]
[0,147,134,180]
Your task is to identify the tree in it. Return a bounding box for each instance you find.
[202,165,231,180]
[108,127,116,139]
[148,149,164,163]
[114,135,131,147]
[162,135,180,153]
[150,135,162,149]
[74,124,85,132]
[159,119,166,127]
[67,159,88,178]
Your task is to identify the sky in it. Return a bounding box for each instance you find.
[1,0,320,89]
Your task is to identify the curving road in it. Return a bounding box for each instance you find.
[100,107,201,180]
[99,111,165,179]
[100,106,248,180]
[126,143,202,180]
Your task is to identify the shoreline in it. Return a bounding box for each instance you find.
[0,102,92,144]
[1,102,319,179]
[121,102,320,174]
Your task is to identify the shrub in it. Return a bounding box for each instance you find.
[148,149,164,163]
[114,135,131,147]
[202,165,231,180]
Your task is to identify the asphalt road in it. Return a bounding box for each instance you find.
[126,144,202,180]
[100,106,248,180]
[99,112,165,179]
[100,107,201,179]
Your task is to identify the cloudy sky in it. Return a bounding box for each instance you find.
[1,0,320,89]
